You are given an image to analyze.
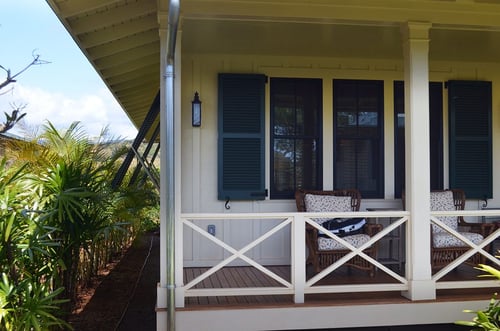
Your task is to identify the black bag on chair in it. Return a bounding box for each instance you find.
[319,217,366,237]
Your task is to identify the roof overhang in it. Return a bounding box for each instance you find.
[46,0,500,132]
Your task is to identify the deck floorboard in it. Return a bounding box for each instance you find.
[181,265,494,310]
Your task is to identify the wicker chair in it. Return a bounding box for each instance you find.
[295,189,382,276]
[429,189,495,270]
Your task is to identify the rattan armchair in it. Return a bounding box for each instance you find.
[295,189,382,276]
[429,189,495,270]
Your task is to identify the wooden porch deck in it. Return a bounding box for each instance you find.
[182,265,495,309]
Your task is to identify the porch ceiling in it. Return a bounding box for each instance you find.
[182,19,500,63]
[46,0,500,133]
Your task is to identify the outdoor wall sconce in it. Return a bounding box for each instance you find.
[192,91,201,127]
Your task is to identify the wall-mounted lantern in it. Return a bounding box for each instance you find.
[192,91,201,127]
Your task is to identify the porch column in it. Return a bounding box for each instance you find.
[400,22,435,301]
[157,22,169,331]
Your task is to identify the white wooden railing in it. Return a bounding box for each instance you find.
[431,209,500,288]
[175,209,499,307]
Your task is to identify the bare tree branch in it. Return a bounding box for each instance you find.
[0,104,27,134]
[0,52,50,91]
[0,86,14,97]
[0,52,49,133]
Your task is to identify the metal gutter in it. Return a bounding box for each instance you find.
[163,1,180,330]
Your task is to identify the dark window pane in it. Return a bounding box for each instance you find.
[358,112,378,127]
[273,138,295,194]
[274,103,296,136]
[270,78,322,199]
[337,111,357,127]
[296,139,319,189]
[334,79,384,198]
[335,139,357,189]
[356,139,380,194]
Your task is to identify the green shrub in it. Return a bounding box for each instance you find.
[456,264,500,330]
[0,121,159,327]
[0,274,71,331]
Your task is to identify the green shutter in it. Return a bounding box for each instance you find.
[448,80,492,199]
[218,74,266,200]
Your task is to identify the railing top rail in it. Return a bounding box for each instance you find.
[181,210,410,219]
[432,209,500,217]
[180,209,499,221]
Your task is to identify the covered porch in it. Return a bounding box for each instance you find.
[44,0,500,330]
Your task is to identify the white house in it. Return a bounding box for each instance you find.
[47,1,500,330]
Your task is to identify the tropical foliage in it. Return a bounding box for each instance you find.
[0,121,158,330]
[457,264,500,330]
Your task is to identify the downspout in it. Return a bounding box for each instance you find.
[162,0,180,330]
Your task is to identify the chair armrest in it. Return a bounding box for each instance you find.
[459,220,496,237]
[305,224,319,244]
[365,223,383,236]
[479,223,496,237]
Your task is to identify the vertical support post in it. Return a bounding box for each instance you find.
[164,60,176,331]
[400,21,435,300]
[157,25,169,331]
[174,31,185,309]
[293,215,306,303]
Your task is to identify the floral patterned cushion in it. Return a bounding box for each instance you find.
[318,234,371,250]
[304,194,352,225]
[430,191,458,234]
[433,232,483,248]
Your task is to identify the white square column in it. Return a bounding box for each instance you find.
[400,22,435,300]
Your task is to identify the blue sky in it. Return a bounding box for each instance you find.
[0,0,138,139]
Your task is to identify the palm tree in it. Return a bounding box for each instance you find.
[8,122,130,305]
[5,121,159,313]
[0,158,70,330]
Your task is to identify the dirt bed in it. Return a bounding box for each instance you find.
[69,231,159,331]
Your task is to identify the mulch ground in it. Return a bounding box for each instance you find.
[68,231,159,331]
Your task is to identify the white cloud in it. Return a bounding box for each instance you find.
[0,84,138,140]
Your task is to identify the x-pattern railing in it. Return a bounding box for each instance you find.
[179,211,410,303]
[178,209,500,307]
[430,210,500,282]
[182,215,294,297]
[304,214,409,289]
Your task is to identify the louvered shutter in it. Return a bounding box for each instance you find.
[218,74,266,200]
[448,80,492,199]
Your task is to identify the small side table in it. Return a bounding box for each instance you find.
[366,208,405,272]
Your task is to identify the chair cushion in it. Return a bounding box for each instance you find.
[433,232,484,248]
[318,233,371,251]
[304,194,352,225]
[430,191,458,234]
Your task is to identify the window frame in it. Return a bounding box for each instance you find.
[333,79,385,199]
[269,77,323,199]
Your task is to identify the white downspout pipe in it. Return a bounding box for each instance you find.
[160,1,180,330]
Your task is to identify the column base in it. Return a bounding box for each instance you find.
[402,279,436,301]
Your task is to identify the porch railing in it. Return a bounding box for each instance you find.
[175,209,500,308]
[431,209,500,288]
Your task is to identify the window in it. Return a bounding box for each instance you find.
[270,78,322,199]
[394,81,444,198]
[333,79,384,198]
[218,73,267,201]
[448,80,492,199]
